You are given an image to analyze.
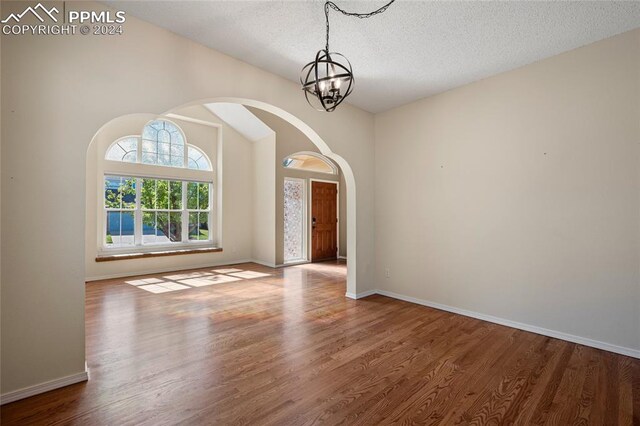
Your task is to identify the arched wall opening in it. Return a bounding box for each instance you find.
[86,98,358,296]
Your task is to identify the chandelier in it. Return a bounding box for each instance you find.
[300,1,396,112]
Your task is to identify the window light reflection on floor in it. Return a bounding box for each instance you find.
[124,268,271,294]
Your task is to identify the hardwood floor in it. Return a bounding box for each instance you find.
[1,261,638,425]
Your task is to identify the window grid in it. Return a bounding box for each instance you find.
[104,175,212,248]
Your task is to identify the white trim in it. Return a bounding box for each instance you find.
[1,363,89,405]
[345,289,377,300]
[279,260,310,268]
[309,179,340,261]
[250,259,278,269]
[372,289,640,359]
[338,255,347,260]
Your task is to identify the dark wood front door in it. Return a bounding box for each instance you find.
[311,181,338,262]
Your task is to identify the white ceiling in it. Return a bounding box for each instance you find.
[104,1,640,113]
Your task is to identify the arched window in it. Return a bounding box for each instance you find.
[282,152,337,174]
[188,146,212,171]
[101,119,216,251]
[105,119,212,171]
[106,137,138,163]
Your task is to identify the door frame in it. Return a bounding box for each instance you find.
[283,177,308,265]
[309,178,339,261]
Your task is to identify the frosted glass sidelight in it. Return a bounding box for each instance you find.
[284,179,305,262]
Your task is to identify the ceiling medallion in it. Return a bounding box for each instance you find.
[300,1,395,112]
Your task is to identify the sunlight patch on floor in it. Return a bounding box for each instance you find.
[125,268,272,294]
[179,275,242,287]
[212,268,244,274]
[126,277,165,286]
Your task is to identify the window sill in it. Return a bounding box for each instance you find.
[96,247,222,262]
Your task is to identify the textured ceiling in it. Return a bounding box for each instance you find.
[103,1,640,113]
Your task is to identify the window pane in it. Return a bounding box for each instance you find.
[170,155,184,168]
[122,151,137,163]
[198,212,209,240]
[187,182,198,209]
[170,144,183,157]
[119,137,137,153]
[106,211,135,246]
[158,154,171,166]
[169,212,182,242]
[106,138,138,163]
[141,121,186,168]
[170,181,182,210]
[141,179,156,209]
[158,129,171,144]
[141,152,157,165]
[105,176,121,208]
[155,212,169,243]
[199,183,209,209]
[188,212,198,240]
[156,180,169,209]
[142,139,156,154]
[142,211,157,244]
[142,125,157,141]
[196,157,210,171]
[105,144,125,162]
[121,178,136,209]
[188,212,209,241]
[158,141,170,155]
[105,176,135,209]
[187,146,211,171]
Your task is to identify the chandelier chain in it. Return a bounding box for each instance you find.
[324,0,396,51]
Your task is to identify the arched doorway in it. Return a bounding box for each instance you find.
[87,98,358,296]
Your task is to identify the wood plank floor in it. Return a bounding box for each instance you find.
[1,261,638,425]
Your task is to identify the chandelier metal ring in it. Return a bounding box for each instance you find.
[300,0,395,112]
[300,50,354,112]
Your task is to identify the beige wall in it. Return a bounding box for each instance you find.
[1,0,375,395]
[374,29,640,353]
[85,106,257,281]
[250,109,347,265]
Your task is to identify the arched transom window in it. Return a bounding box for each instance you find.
[282,152,337,175]
[106,119,212,171]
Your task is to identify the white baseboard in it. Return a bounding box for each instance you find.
[1,363,89,405]
[371,289,640,359]
[338,256,347,260]
[249,259,278,268]
[280,260,311,268]
[345,289,376,300]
